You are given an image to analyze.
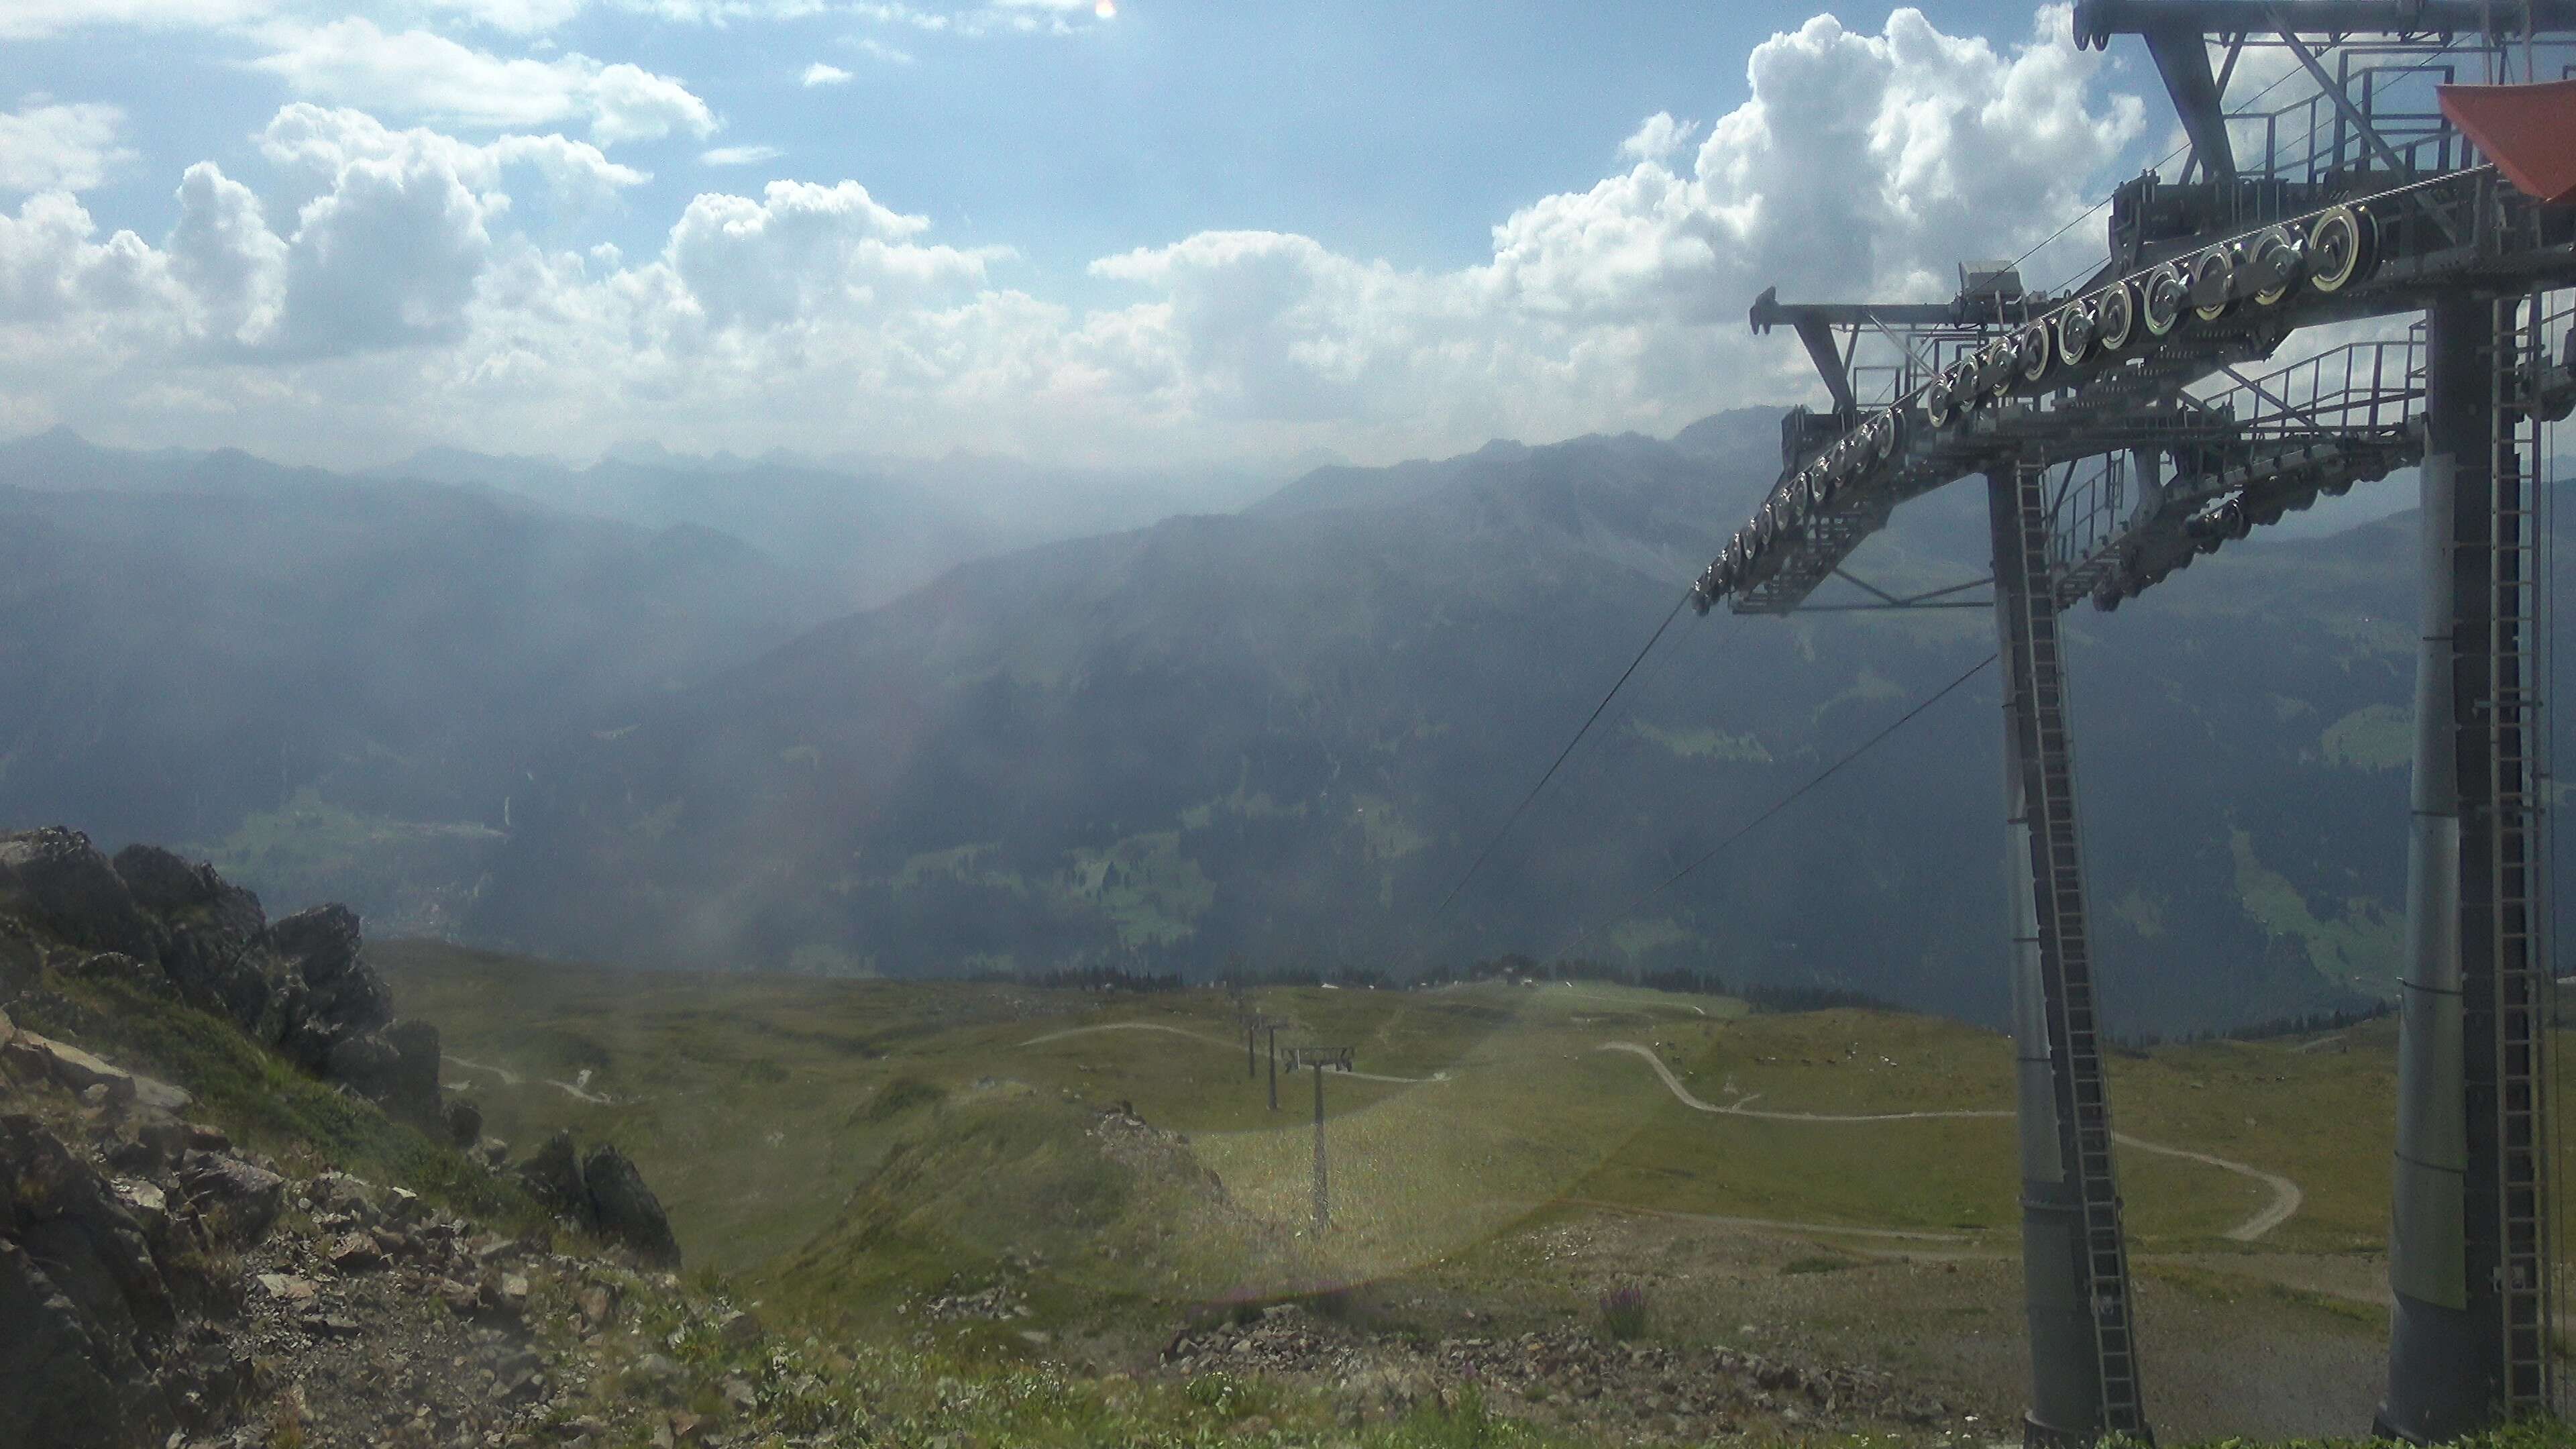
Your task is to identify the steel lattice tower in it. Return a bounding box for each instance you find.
[1692,4,2576,1439]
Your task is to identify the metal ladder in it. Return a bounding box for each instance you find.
[2485,292,2555,1416]
[2002,462,2149,1437]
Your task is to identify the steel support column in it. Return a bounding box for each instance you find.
[1311,1063,1329,1237]
[2381,292,2556,1439]
[1990,464,2149,1447]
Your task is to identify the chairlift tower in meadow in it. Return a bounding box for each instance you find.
[1695,3,2576,1440]
[1289,1045,1356,1238]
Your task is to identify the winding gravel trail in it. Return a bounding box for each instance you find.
[1018,1022,1449,1083]
[1597,1042,2303,1242]
[443,1053,621,1105]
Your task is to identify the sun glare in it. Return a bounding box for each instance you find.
[1095,0,1116,17]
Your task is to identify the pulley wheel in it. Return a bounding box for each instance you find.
[2306,205,2376,294]
[2055,299,2096,367]
[1976,340,2016,398]
[2190,246,2238,322]
[2141,262,2190,337]
[2017,323,2055,384]
[2249,227,2304,305]
[1868,411,1899,462]
[2093,280,2138,352]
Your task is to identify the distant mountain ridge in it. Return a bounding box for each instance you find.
[0,416,2510,1033]
[465,407,2479,1034]
[379,441,1294,610]
[0,437,837,933]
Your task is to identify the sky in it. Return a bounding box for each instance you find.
[1,1,2182,472]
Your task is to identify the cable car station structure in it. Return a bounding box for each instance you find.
[1691,3,2576,1440]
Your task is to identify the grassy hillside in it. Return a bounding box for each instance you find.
[384,941,2528,1439]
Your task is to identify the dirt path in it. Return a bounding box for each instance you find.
[443,1054,621,1105]
[1018,1021,1449,1084]
[1597,1042,2302,1242]
[1560,1196,1982,1244]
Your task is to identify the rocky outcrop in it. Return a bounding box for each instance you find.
[518,1129,590,1218]
[270,904,394,1071]
[0,1112,244,1448]
[0,832,698,1446]
[0,1048,601,1449]
[111,844,272,1036]
[515,1131,683,1269]
[581,1144,682,1270]
[0,828,154,961]
[3,830,449,1130]
[442,1095,484,1150]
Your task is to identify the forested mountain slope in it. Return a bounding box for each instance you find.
[474,410,2477,1033]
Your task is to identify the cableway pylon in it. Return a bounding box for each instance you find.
[1690,4,2576,1442]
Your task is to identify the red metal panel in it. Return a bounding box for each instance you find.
[2439,81,2576,206]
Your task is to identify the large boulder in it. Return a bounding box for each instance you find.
[323,1021,443,1126]
[267,904,363,989]
[111,846,270,1034]
[0,920,44,996]
[172,1153,284,1248]
[269,905,392,1073]
[0,1241,142,1449]
[580,1144,681,1269]
[0,829,154,963]
[512,1133,682,1267]
[516,1130,588,1218]
[442,1096,483,1150]
[0,1114,179,1447]
[380,1020,443,1124]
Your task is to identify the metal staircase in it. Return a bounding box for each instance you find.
[2485,291,2555,1417]
[1997,460,2148,1438]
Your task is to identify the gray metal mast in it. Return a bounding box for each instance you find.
[1991,461,2147,1445]
[2381,290,2556,1438]
[1291,1045,1354,1236]
[1697,5,2576,1440]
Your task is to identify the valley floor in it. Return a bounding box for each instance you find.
[382,946,2567,1443]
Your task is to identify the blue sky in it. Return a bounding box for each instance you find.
[28,3,2054,284]
[0,3,2159,470]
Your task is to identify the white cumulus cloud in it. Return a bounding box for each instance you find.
[0,7,2153,470]
[702,144,785,166]
[254,19,718,146]
[801,62,854,86]
[0,0,277,41]
[0,103,138,193]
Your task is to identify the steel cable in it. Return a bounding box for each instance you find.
[1432,588,1696,917]
[1552,651,1998,960]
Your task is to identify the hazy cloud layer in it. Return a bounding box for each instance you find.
[0,104,137,194]
[3,6,2147,466]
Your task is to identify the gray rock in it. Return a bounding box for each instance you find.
[268,904,364,989]
[15,1032,136,1106]
[174,1152,284,1246]
[0,1114,180,1447]
[379,1019,443,1124]
[69,952,170,998]
[0,1240,157,1449]
[0,920,44,996]
[0,828,156,963]
[517,1131,588,1218]
[270,906,393,1074]
[443,1096,484,1150]
[323,1032,398,1095]
[115,846,272,1036]
[580,1144,682,1269]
